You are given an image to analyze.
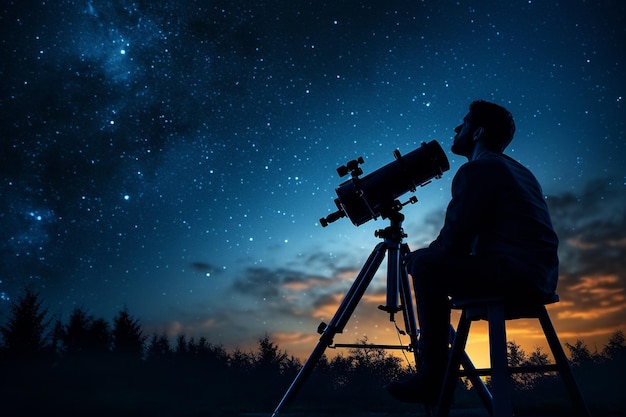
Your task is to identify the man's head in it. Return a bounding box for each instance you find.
[451,100,516,157]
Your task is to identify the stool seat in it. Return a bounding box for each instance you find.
[435,293,590,417]
[451,293,559,320]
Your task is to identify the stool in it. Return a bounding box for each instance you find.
[435,293,591,417]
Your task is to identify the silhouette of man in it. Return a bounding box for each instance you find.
[386,100,559,403]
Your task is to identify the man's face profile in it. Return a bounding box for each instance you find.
[451,112,475,157]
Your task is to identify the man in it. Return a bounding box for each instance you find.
[386,100,559,403]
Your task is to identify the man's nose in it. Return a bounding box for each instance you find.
[454,124,461,133]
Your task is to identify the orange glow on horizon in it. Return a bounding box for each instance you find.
[264,295,624,372]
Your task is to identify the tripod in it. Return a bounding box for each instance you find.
[272,208,420,417]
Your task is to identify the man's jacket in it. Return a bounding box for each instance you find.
[430,150,559,294]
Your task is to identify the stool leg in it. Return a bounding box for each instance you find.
[459,347,493,413]
[537,308,591,417]
[436,317,471,417]
[488,305,513,417]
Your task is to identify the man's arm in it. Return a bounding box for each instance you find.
[430,161,494,255]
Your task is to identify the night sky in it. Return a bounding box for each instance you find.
[1,1,625,364]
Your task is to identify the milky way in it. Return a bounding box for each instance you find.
[1,1,625,358]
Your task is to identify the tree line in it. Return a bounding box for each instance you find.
[0,287,624,416]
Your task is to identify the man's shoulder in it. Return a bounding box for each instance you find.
[459,152,508,173]
[456,153,534,186]
[458,152,541,194]
[463,152,524,171]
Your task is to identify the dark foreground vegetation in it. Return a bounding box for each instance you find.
[1,288,624,416]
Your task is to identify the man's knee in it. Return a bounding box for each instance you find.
[405,247,444,278]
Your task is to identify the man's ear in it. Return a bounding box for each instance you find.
[472,126,484,142]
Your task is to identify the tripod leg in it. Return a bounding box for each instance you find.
[398,253,420,365]
[271,332,333,417]
[380,236,419,362]
[272,242,388,417]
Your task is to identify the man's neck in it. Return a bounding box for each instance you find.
[468,142,499,161]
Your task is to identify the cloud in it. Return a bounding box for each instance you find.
[546,179,626,336]
[225,250,407,344]
[190,262,223,276]
[232,266,333,298]
[228,257,385,329]
[547,180,626,274]
[405,208,447,248]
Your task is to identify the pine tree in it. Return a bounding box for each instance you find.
[62,307,92,356]
[111,307,145,359]
[146,333,172,361]
[0,287,51,359]
[61,307,111,356]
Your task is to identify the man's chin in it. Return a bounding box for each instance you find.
[450,144,467,156]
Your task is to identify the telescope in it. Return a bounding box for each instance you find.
[320,140,450,227]
[273,140,449,417]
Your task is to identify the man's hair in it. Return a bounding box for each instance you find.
[468,100,516,152]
